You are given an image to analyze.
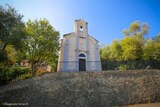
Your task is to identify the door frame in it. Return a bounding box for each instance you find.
[79,58,86,71]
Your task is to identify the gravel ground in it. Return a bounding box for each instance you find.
[0,70,160,107]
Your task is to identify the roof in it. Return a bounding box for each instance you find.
[63,33,72,37]
[88,35,99,43]
[75,19,88,24]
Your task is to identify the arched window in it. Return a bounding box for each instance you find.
[79,53,85,57]
[79,26,83,31]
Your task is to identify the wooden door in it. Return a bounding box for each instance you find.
[79,59,86,71]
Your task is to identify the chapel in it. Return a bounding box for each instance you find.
[57,19,101,72]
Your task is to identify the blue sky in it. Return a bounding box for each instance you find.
[1,0,160,45]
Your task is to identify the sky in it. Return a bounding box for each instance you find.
[1,0,160,45]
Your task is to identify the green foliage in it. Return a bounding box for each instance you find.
[143,34,160,61]
[5,45,19,64]
[118,65,128,70]
[109,40,122,61]
[143,40,155,60]
[0,67,31,85]
[0,5,60,83]
[156,33,160,42]
[101,61,118,70]
[35,67,50,76]
[0,5,26,50]
[100,46,111,60]
[122,21,146,60]
[121,36,144,60]
[25,19,60,76]
[100,21,160,70]
[0,50,7,63]
[0,5,26,65]
[129,21,140,33]
[101,20,149,61]
[123,21,149,36]
[14,73,32,82]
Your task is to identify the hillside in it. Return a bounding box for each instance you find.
[0,70,160,107]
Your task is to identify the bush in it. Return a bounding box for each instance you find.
[0,66,31,85]
[101,60,160,70]
[118,65,128,70]
[35,67,48,76]
[14,73,32,82]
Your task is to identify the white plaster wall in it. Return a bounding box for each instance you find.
[88,36,102,71]
[89,37,96,61]
[67,35,77,71]
[68,36,76,61]
[79,38,86,50]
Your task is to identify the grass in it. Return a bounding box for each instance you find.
[0,70,160,107]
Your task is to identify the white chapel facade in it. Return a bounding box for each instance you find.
[57,19,101,72]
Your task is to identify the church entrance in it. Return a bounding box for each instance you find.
[79,59,86,71]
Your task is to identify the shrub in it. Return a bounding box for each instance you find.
[118,65,128,70]
[0,66,31,85]
[14,73,32,82]
[35,67,48,76]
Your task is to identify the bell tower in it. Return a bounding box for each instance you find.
[74,19,88,37]
[74,19,90,72]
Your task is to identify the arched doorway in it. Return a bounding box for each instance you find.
[79,54,86,71]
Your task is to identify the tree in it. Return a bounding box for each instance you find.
[121,21,148,60]
[143,33,160,61]
[154,42,160,61]
[121,36,144,60]
[0,5,26,65]
[109,40,122,61]
[123,21,149,36]
[142,40,154,60]
[25,19,60,76]
[100,45,111,61]
[155,33,160,42]
[0,5,26,51]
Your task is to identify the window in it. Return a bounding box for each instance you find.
[79,26,83,31]
[79,53,85,57]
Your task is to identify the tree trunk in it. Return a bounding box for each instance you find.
[31,61,35,77]
[2,44,7,51]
